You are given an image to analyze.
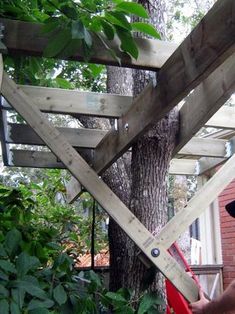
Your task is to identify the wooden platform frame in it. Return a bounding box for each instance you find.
[0,0,235,303]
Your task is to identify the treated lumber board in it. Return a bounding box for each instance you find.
[66,178,82,203]
[0,54,3,90]
[0,18,177,70]
[2,73,198,302]
[19,85,132,118]
[93,0,235,174]
[7,123,107,148]
[198,157,226,175]
[157,153,235,249]
[0,105,10,166]
[10,149,93,169]
[178,137,228,158]
[206,106,235,129]
[10,148,198,177]
[174,53,235,155]
[169,159,198,176]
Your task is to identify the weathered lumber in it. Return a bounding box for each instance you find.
[178,137,228,158]
[169,159,199,176]
[198,157,226,175]
[206,106,235,130]
[0,105,10,166]
[173,53,235,155]
[8,85,131,118]
[0,18,177,70]
[93,0,235,174]
[2,72,198,302]
[7,123,106,148]
[157,153,235,249]
[10,149,93,169]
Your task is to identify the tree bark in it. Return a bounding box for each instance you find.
[107,0,180,305]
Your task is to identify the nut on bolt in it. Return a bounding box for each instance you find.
[151,248,160,257]
[124,123,129,131]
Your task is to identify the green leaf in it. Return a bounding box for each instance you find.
[100,20,115,40]
[29,309,50,314]
[0,299,9,314]
[131,22,161,39]
[84,29,92,47]
[0,271,8,281]
[5,228,22,257]
[116,2,149,18]
[12,281,47,300]
[43,29,71,58]
[53,284,67,306]
[0,260,16,274]
[115,26,138,59]
[137,293,165,314]
[27,299,54,310]
[60,5,77,19]
[16,252,40,277]
[41,17,59,34]
[0,244,7,258]
[11,288,25,310]
[105,291,127,303]
[71,20,85,39]
[105,12,131,30]
[10,301,20,314]
[0,285,9,298]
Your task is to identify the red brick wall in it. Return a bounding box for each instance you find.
[219,179,235,289]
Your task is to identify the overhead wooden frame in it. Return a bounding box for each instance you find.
[1,72,198,302]
[0,0,235,303]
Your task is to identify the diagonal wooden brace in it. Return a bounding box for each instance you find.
[1,72,198,302]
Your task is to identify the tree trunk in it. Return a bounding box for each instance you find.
[106,0,179,306]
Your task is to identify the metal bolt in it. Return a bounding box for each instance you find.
[151,248,160,257]
[124,123,129,131]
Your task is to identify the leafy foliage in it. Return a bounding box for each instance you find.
[0,182,164,313]
[0,0,161,61]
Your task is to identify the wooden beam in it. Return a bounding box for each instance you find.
[6,123,107,148]
[93,0,235,174]
[0,104,10,166]
[1,85,132,118]
[0,18,177,71]
[174,53,235,155]
[198,157,226,175]
[178,137,228,158]
[206,106,235,129]
[10,148,198,177]
[2,73,198,302]
[10,149,93,169]
[169,159,199,176]
[157,153,235,249]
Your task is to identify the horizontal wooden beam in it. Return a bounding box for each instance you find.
[10,149,199,176]
[178,137,228,158]
[6,123,106,148]
[93,0,235,174]
[9,149,93,169]
[206,106,235,129]
[198,157,226,175]
[0,18,177,71]
[2,72,198,301]
[157,153,235,249]
[173,53,235,155]
[1,85,132,118]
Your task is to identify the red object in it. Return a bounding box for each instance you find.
[165,243,199,314]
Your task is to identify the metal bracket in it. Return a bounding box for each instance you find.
[0,23,7,53]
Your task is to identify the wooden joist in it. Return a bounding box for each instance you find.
[93,0,235,174]
[174,53,235,155]
[2,72,198,302]
[206,106,235,130]
[6,123,106,148]
[157,153,235,249]
[7,123,230,158]
[178,137,229,158]
[1,85,132,118]
[0,18,177,71]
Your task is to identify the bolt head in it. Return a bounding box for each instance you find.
[151,248,160,257]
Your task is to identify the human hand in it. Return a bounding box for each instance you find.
[189,288,209,314]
